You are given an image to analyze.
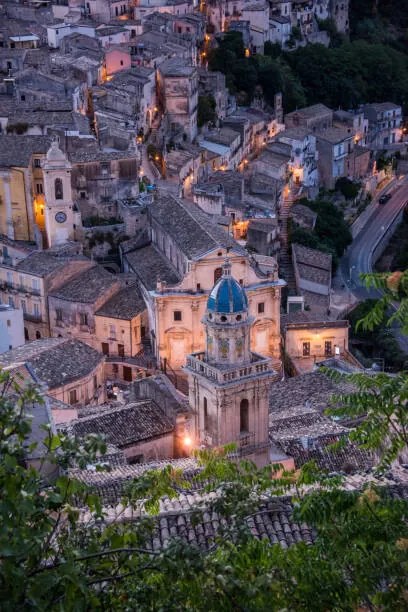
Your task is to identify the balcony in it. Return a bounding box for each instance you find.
[24,313,42,323]
[185,352,274,385]
[1,281,41,296]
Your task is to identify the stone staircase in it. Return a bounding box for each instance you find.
[278,189,298,293]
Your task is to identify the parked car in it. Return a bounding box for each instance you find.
[379,193,392,204]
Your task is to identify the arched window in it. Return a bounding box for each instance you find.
[240,399,249,433]
[35,331,41,339]
[214,267,222,284]
[203,397,209,432]
[24,327,29,341]
[55,177,63,200]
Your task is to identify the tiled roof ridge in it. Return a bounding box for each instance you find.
[68,400,154,426]
[174,195,238,254]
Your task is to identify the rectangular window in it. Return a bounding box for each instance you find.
[257,302,265,314]
[174,311,182,322]
[56,308,62,322]
[69,389,77,405]
[109,324,116,338]
[324,341,332,356]
[6,271,13,285]
[33,303,40,317]
[79,312,88,326]
[118,343,125,357]
[20,300,26,313]
[302,342,310,357]
[102,342,109,355]
[93,375,97,391]
[32,278,40,292]
[8,297,14,307]
[33,158,41,168]
[19,274,24,289]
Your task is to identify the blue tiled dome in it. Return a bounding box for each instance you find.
[207,275,248,314]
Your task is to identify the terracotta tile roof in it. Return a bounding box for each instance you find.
[0,338,104,389]
[65,401,175,448]
[49,265,119,303]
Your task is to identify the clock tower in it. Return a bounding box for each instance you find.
[42,138,75,248]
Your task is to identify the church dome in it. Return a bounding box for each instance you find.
[207,260,248,314]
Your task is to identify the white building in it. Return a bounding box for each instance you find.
[0,304,25,353]
[278,127,318,187]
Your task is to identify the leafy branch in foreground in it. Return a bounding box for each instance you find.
[325,369,408,472]
[1,363,408,610]
[357,270,408,335]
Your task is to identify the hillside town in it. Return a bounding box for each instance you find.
[0,0,408,607]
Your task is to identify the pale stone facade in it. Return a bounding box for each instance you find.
[185,261,280,468]
[42,140,76,248]
[122,195,285,370]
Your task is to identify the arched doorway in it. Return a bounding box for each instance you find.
[24,328,29,341]
[35,331,41,339]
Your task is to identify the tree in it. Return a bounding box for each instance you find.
[358,270,408,336]
[2,359,408,610]
[197,95,217,128]
[335,177,361,200]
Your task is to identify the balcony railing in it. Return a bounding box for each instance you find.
[185,352,274,385]
[24,313,42,323]
[1,281,41,296]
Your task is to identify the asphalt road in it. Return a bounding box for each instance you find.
[339,178,408,353]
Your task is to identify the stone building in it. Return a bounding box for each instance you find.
[315,127,354,189]
[156,58,198,142]
[0,135,52,242]
[121,194,285,370]
[185,260,280,468]
[284,103,333,132]
[0,249,93,341]
[94,280,148,359]
[0,337,106,407]
[48,264,121,348]
[281,312,349,374]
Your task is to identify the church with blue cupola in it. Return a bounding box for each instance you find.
[185,259,279,468]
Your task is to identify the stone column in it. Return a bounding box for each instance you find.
[1,173,14,240]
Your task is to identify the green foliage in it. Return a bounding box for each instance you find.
[197,94,217,127]
[290,198,352,271]
[335,177,361,200]
[358,270,408,336]
[326,370,408,472]
[82,216,122,228]
[2,363,408,610]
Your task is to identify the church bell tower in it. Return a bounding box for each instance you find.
[42,139,75,248]
[185,259,279,467]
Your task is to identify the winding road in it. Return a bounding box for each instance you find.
[339,176,408,352]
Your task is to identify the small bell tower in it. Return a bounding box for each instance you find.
[42,138,75,248]
[185,259,278,468]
